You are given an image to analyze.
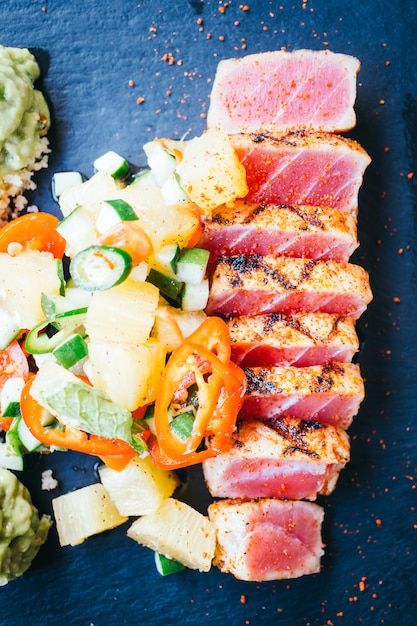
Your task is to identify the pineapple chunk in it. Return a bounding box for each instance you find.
[52,483,128,546]
[99,456,179,516]
[0,250,61,329]
[87,338,166,410]
[58,171,121,218]
[152,307,207,352]
[103,185,200,252]
[127,498,216,572]
[85,278,159,344]
[176,128,248,212]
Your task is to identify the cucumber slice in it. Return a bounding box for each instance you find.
[41,293,78,318]
[52,333,88,369]
[70,245,132,291]
[0,443,24,471]
[147,268,183,301]
[154,552,185,576]
[17,417,42,452]
[52,171,84,201]
[0,308,20,350]
[180,278,209,312]
[143,141,176,186]
[93,151,130,180]
[1,377,25,417]
[26,309,87,355]
[130,169,157,187]
[152,243,180,274]
[169,410,195,441]
[161,172,189,206]
[56,205,98,257]
[176,247,210,285]
[95,198,138,234]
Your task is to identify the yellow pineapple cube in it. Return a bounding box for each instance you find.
[52,483,128,547]
[176,128,248,212]
[98,456,179,516]
[103,185,200,252]
[127,498,216,572]
[85,278,159,344]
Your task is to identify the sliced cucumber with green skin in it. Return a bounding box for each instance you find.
[154,552,185,576]
[56,205,98,256]
[169,410,195,441]
[176,247,210,285]
[52,171,84,201]
[17,417,42,453]
[52,333,88,369]
[95,198,138,234]
[0,308,20,351]
[161,172,189,206]
[57,259,66,296]
[93,151,130,180]
[70,245,133,291]
[0,442,24,471]
[143,141,176,186]
[1,377,25,417]
[41,293,79,319]
[26,309,87,355]
[153,243,180,274]
[147,268,183,301]
[143,405,156,435]
[180,278,209,312]
[130,169,157,187]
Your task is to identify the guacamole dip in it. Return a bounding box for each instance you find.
[0,45,51,219]
[0,468,52,585]
[0,45,50,175]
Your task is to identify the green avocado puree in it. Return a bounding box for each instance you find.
[0,468,52,585]
[0,45,50,175]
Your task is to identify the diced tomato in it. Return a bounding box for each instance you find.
[0,213,67,258]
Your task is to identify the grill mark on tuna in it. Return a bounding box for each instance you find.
[284,204,326,230]
[314,362,345,392]
[263,418,322,458]
[263,312,321,343]
[244,368,282,394]
[222,255,318,290]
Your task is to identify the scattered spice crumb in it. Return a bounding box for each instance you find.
[240,594,247,604]
[375,518,383,526]
[407,172,414,179]
[128,80,135,87]
[392,296,401,303]
[359,577,368,592]
[41,6,47,12]
[136,97,145,104]
[240,4,250,10]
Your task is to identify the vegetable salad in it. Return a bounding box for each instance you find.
[0,128,248,573]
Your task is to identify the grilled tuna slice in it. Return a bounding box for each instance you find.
[199,201,358,266]
[227,312,359,368]
[240,362,364,429]
[229,132,371,213]
[207,49,360,135]
[208,498,324,581]
[203,417,350,500]
[206,255,372,319]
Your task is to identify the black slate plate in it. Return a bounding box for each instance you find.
[1,1,417,625]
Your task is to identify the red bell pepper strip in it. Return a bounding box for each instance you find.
[0,340,29,392]
[20,377,138,470]
[0,213,66,258]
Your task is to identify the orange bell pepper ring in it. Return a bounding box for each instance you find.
[152,316,247,467]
